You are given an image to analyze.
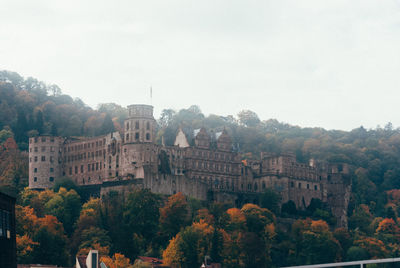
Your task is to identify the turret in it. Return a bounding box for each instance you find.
[124,105,156,144]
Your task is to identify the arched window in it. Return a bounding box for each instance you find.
[262,182,266,189]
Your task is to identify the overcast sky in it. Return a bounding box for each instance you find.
[1,0,399,131]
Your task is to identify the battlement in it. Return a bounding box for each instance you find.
[127,104,154,119]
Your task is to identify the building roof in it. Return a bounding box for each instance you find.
[137,256,167,267]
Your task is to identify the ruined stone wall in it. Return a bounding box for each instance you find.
[144,170,209,200]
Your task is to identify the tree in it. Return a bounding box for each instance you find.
[159,193,190,242]
[260,189,281,215]
[101,253,133,268]
[237,110,260,127]
[99,113,115,135]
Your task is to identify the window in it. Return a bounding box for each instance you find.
[41,137,46,142]
[298,183,301,189]
[126,123,129,130]
[50,168,54,173]
[34,177,37,182]
[34,156,38,162]
[135,132,139,140]
[314,185,318,190]
[135,121,139,129]
[307,184,310,189]
[81,165,84,173]
[50,146,54,152]
[290,182,294,187]
[75,166,78,174]
[50,156,54,163]
[50,137,54,142]
[69,167,72,175]
[96,162,99,170]
[49,177,54,182]
[146,121,150,130]
[88,164,91,172]
[126,134,129,141]
[146,133,150,140]
[34,168,38,173]
[41,156,46,162]
[34,137,38,143]
[29,157,32,162]
[34,147,38,152]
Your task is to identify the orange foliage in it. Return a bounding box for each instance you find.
[16,234,39,257]
[355,237,389,259]
[162,235,181,267]
[78,242,110,256]
[101,253,133,268]
[195,208,214,225]
[310,220,330,233]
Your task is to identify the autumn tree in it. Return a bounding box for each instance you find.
[159,192,190,243]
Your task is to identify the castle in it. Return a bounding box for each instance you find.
[28,104,351,226]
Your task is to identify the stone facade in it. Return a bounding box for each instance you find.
[28,104,351,227]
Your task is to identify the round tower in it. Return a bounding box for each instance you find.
[124,104,156,144]
[29,136,63,189]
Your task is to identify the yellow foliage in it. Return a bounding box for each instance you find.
[162,235,182,267]
[100,253,133,268]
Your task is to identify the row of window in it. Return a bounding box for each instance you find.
[66,139,106,152]
[126,121,151,131]
[33,167,54,173]
[191,150,235,161]
[30,146,56,153]
[68,162,104,175]
[65,150,106,162]
[30,156,57,163]
[191,161,236,173]
[0,209,11,239]
[126,132,151,141]
[32,137,55,143]
[33,177,54,182]
[290,181,319,190]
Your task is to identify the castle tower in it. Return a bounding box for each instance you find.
[121,105,158,179]
[29,136,63,189]
[124,104,156,144]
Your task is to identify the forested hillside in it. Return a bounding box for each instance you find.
[2,70,400,267]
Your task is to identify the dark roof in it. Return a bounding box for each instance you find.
[137,256,170,267]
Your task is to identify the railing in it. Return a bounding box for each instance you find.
[281,257,400,268]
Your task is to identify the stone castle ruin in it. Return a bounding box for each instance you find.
[28,104,351,226]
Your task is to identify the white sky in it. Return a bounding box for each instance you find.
[1,0,400,130]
